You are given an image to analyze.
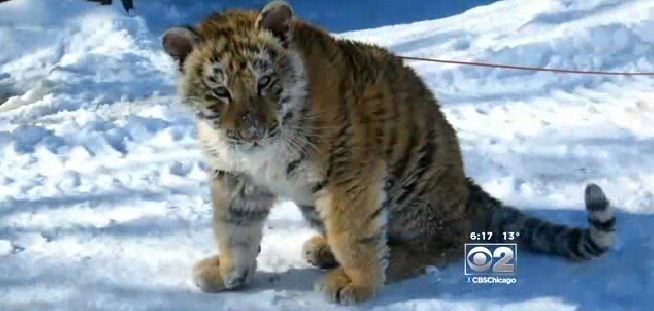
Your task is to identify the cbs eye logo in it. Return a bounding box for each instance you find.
[464,243,517,275]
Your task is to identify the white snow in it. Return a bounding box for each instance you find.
[0,240,12,256]
[0,0,652,310]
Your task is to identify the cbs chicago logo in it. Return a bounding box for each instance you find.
[464,243,517,275]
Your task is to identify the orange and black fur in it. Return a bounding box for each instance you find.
[162,1,617,304]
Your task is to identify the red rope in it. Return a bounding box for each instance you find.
[398,55,654,76]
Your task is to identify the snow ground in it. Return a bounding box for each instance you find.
[0,0,653,310]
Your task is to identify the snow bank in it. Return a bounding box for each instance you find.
[0,0,652,310]
[346,0,654,213]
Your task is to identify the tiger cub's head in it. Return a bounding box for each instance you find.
[163,1,304,150]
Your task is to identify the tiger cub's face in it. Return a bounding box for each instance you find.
[182,39,290,150]
[163,3,299,151]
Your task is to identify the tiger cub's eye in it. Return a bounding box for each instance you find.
[214,87,231,99]
[258,76,271,89]
[204,94,218,102]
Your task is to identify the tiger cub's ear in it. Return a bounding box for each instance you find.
[162,26,199,72]
[256,1,294,47]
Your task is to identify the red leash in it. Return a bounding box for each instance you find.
[398,55,654,76]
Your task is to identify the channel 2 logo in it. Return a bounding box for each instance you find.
[464,243,517,275]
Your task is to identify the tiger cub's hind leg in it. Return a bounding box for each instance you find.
[384,243,428,282]
[384,241,459,283]
[302,235,338,269]
[298,205,338,269]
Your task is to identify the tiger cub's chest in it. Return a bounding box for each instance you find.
[198,121,318,205]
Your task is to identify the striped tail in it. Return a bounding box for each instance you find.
[468,180,617,259]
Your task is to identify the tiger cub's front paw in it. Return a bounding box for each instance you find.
[192,255,256,292]
[315,268,377,305]
[193,255,226,292]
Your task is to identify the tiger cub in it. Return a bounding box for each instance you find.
[162,1,617,304]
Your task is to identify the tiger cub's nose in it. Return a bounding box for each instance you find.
[239,112,266,142]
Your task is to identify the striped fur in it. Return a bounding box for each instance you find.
[468,181,616,260]
[192,170,273,292]
[163,1,617,305]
